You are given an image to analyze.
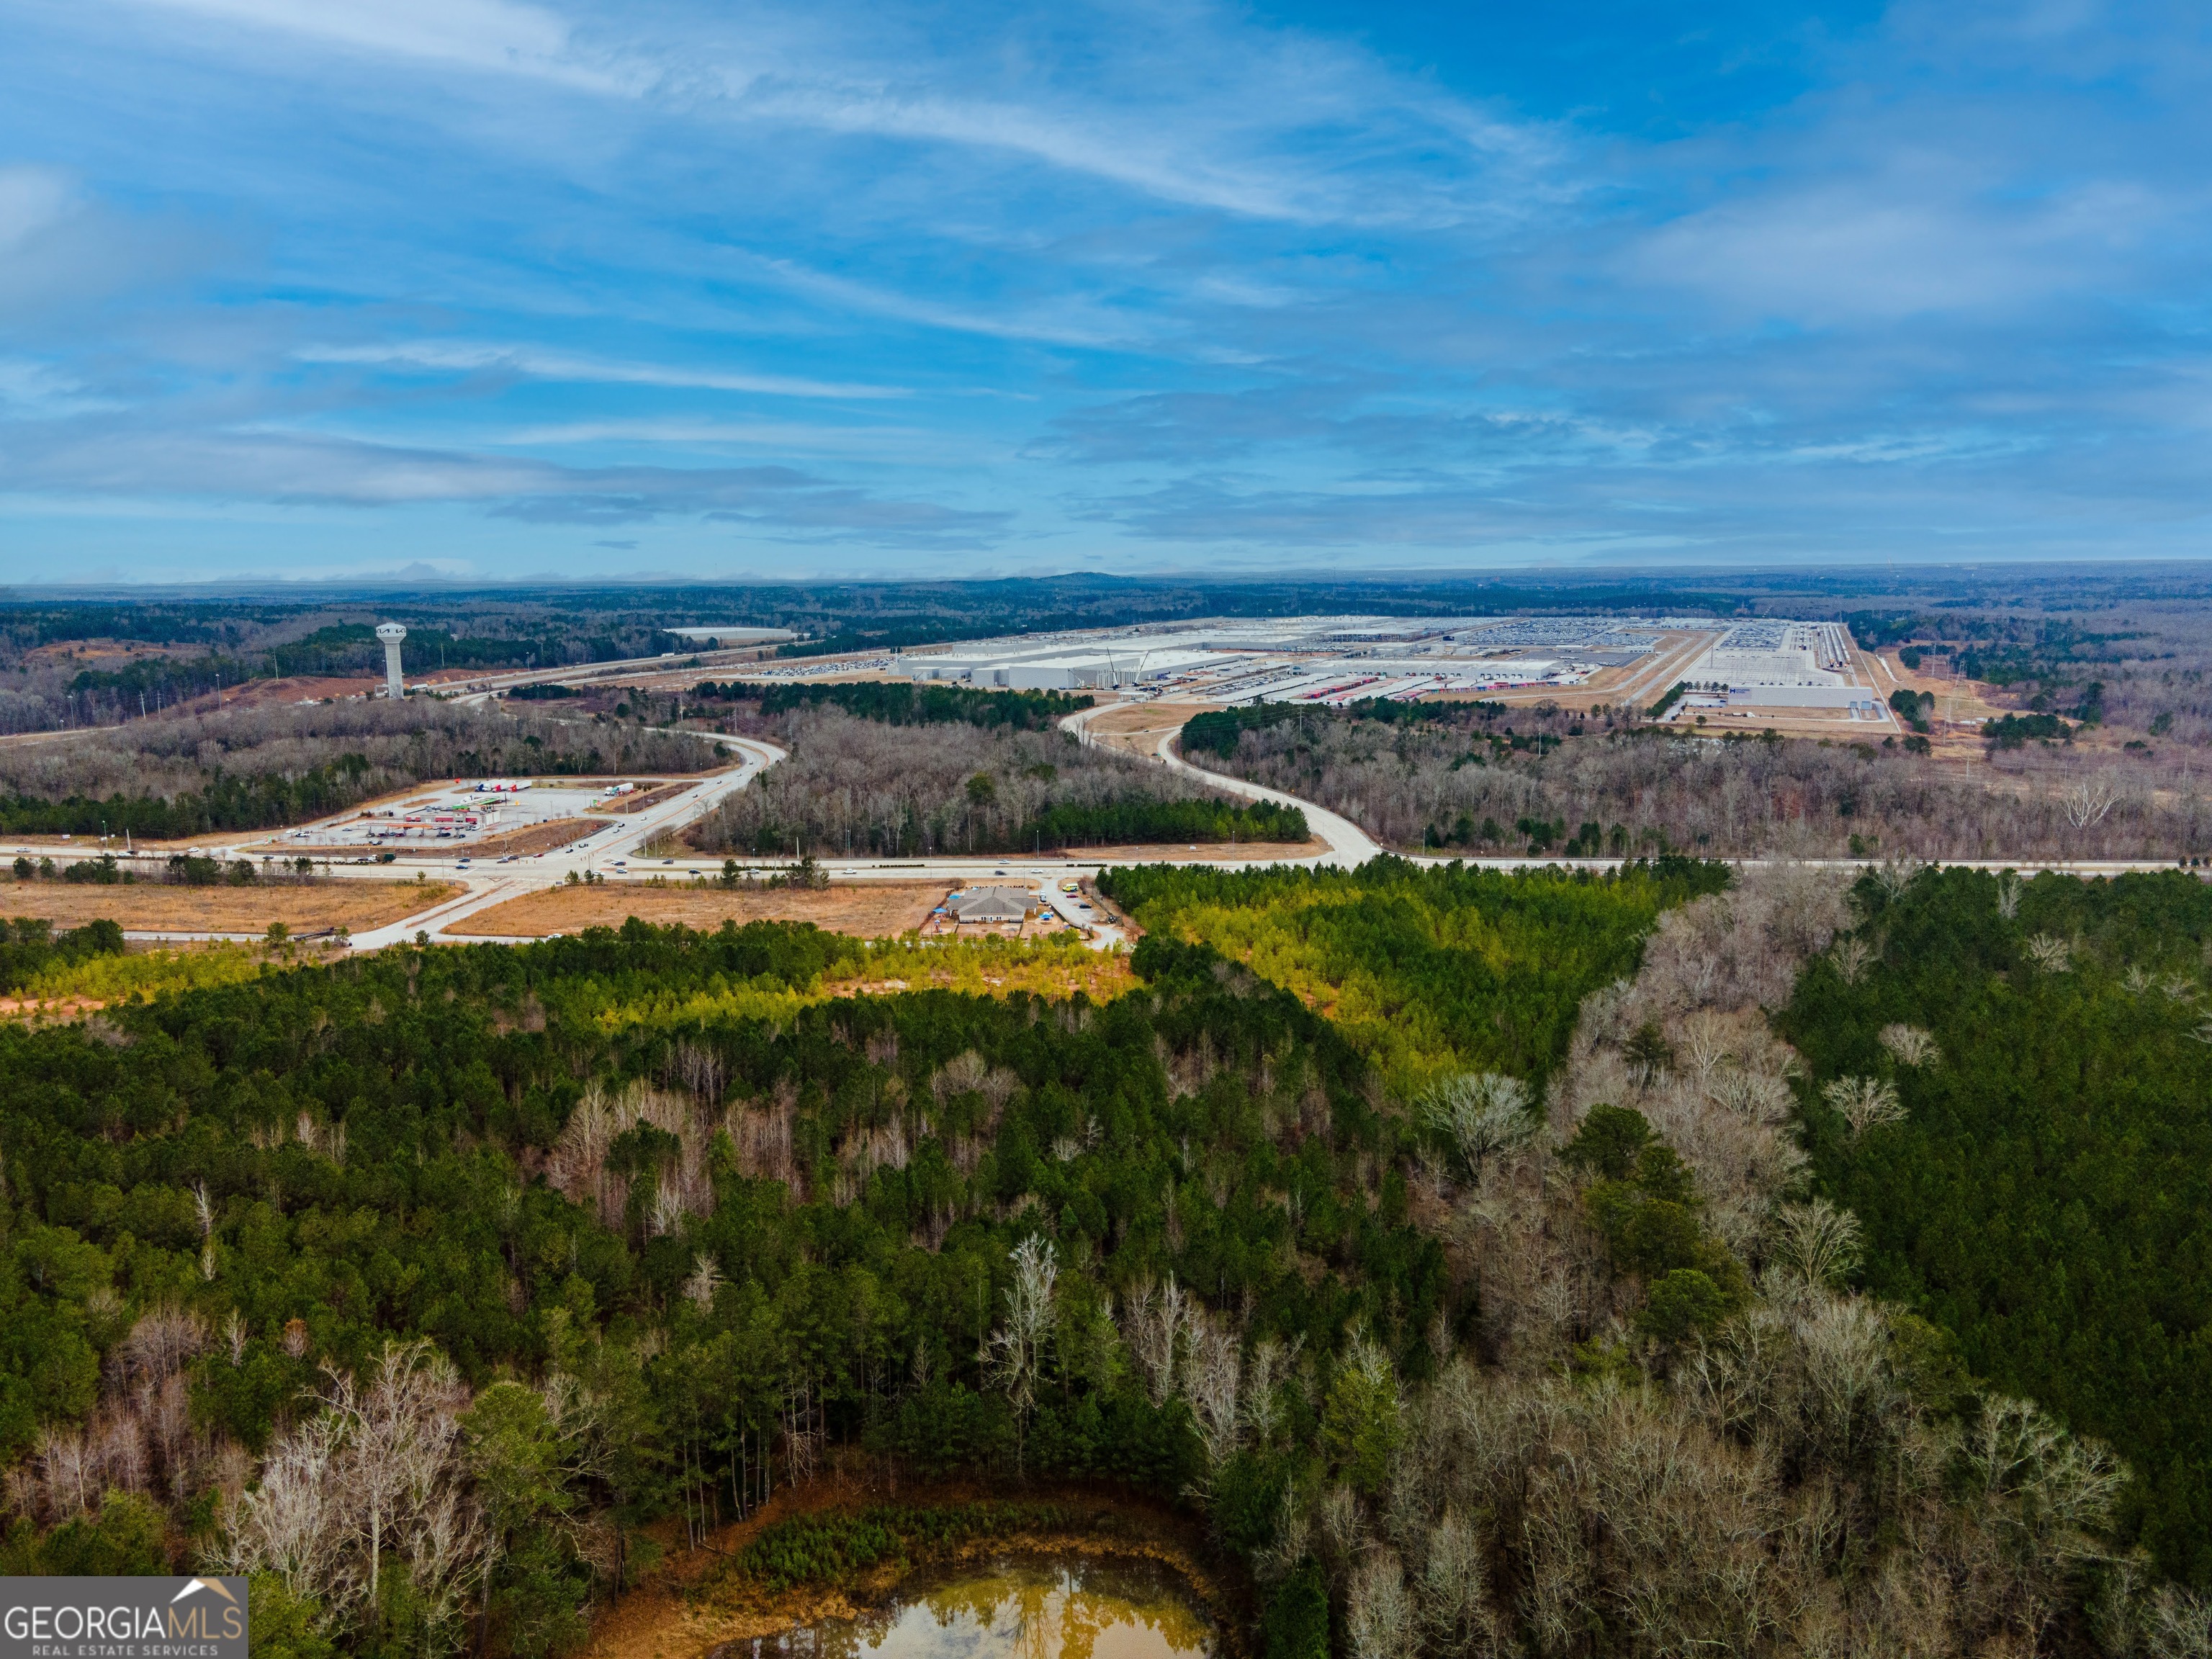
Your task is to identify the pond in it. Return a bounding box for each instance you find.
[713,1552,1217,1659]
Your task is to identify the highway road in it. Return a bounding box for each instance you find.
[2,732,785,948]
[7,700,2203,956]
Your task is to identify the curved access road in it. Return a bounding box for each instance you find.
[1148,724,1382,868]
[15,698,2206,964]
[0,732,791,953]
[1056,701,1382,868]
[339,732,786,948]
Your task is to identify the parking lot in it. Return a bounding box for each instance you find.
[274,779,673,851]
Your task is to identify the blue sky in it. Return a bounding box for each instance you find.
[0,0,2206,583]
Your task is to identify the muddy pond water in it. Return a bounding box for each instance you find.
[712,1552,1216,1659]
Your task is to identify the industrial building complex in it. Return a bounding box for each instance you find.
[790,612,1902,729]
[888,615,1669,700]
[343,612,1889,732]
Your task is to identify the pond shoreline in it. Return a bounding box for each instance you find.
[579,1475,1250,1659]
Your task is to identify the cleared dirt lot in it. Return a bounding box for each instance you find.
[463,817,603,856]
[0,878,456,934]
[449,880,952,938]
[600,782,692,814]
[1085,700,1213,753]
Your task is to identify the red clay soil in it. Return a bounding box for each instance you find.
[0,995,107,1020]
[149,675,379,718]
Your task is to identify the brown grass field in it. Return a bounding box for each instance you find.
[449,880,953,938]
[1076,837,1325,860]
[0,878,456,934]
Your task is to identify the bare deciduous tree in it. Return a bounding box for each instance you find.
[1873,858,1923,899]
[2139,1582,2212,1659]
[1414,1511,1509,1658]
[1182,1305,1246,1479]
[1348,1552,1416,1659]
[2062,775,2119,830]
[1420,1071,1534,1174]
[1822,1074,1906,1136]
[1768,1198,1863,1292]
[216,1339,490,1651]
[1123,1274,1191,1406]
[683,1254,723,1310]
[986,1236,1058,1429]
[1879,1023,1940,1068]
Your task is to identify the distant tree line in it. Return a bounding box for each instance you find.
[0,917,124,993]
[1180,697,1488,760]
[1181,701,2212,862]
[0,702,715,837]
[692,709,1304,858]
[696,679,1092,732]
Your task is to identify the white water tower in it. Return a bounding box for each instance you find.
[376,623,408,698]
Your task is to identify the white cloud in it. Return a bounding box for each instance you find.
[729,255,1142,351]
[734,83,1319,223]
[0,358,117,417]
[0,420,1010,544]
[0,166,73,252]
[493,418,979,462]
[1629,171,2164,323]
[105,0,1547,226]
[294,341,906,400]
[123,0,632,89]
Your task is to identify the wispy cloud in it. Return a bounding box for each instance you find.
[109,0,1553,228]
[727,254,1143,351]
[124,0,634,91]
[0,165,73,251]
[0,418,1010,547]
[295,341,904,400]
[493,418,986,464]
[1633,171,2172,324]
[0,358,118,418]
[12,0,2212,573]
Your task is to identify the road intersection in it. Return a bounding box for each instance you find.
[6,675,2201,954]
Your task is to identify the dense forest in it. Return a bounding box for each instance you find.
[1781,866,2212,1587]
[0,917,126,994]
[690,708,1305,858]
[697,680,1093,732]
[0,918,1397,1654]
[2,851,2204,1655]
[0,701,717,838]
[1100,857,1728,1093]
[1181,702,2212,861]
[1181,698,1463,758]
